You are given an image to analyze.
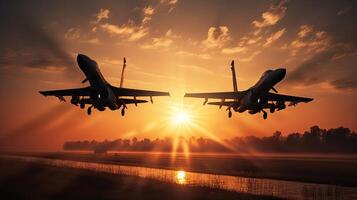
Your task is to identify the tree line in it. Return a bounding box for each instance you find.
[63,126,357,153]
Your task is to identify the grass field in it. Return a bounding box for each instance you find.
[8,152,357,187]
[0,158,279,200]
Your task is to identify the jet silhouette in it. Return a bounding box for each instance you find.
[184,61,313,119]
[39,54,169,116]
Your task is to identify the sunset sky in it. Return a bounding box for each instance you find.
[0,0,356,151]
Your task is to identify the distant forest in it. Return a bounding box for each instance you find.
[63,126,357,153]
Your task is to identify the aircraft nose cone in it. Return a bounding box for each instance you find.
[77,54,86,63]
[278,68,286,77]
[275,68,286,81]
[279,68,286,76]
[77,54,90,68]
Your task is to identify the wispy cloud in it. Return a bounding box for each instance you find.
[202,26,231,49]
[64,27,101,45]
[101,22,148,41]
[221,46,246,54]
[64,27,81,40]
[140,30,175,49]
[177,64,213,74]
[288,25,332,56]
[99,6,156,42]
[240,50,261,62]
[176,50,212,60]
[252,0,287,28]
[95,8,110,23]
[263,28,286,47]
[160,0,179,13]
[142,6,155,24]
[286,23,357,90]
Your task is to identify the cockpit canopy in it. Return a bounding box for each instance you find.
[262,70,273,77]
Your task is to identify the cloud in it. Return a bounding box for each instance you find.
[202,26,231,49]
[140,30,176,49]
[161,0,178,6]
[263,28,286,47]
[95,8,110,23]
[221,46,246,54]
[0,6,78,79]
[64,27,81,40]
[83,38,101,45]
[160,0,179,13]
[285,7,357,90]
[99,5,157,41]
[240,51,261,62]
[176,50,212,60]
[177,64,213,75]
[64,27,102,45]
[220,1,287,57]
[297,25,313,38]
[101,22,148,41]
[331,79,357,89]
[252,0,287,28]
[289,25,332,56]
[337,7,350,16]
[142,6,155,24]
[287,42,357,89]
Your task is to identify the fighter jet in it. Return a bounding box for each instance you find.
[184,60,313,119]
[39,54,169,116]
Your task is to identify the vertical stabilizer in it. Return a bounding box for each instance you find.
[120,57,126,88]
[230,60,238,92]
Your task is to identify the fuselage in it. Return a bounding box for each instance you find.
[235,68,286,112]
[77,54,118,111]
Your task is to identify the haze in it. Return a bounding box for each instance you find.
[0,0,356,151]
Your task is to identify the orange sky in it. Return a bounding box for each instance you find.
[0,0,356,151]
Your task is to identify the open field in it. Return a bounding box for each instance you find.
[0,158,278,200]
[6,152,357,187]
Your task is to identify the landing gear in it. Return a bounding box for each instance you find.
[262,110,268,120]
[121,108,125,116]
[228,110,232,118]
[87,106,92,115]
[80,101,85,109]
[270,107,275,113]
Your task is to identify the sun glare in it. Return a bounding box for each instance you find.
[176,170,186,184]
[172,110,190,125]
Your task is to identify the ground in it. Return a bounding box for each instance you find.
[0,158,279,200]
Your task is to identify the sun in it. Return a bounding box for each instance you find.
[172,110,190,125]
[176,170,186,184]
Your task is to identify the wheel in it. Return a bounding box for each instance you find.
[270,107,275,113]
[263,111,267,120]
[87,107,92,115]
[121,108,125,116]
[80,101,85,109]
[228,110,232,118]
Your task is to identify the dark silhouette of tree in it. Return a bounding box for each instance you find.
[63,126,357,153]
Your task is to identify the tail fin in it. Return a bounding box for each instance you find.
[120,57,126,88]
[230,60,238,92]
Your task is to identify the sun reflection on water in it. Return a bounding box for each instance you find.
[176,170,186,184]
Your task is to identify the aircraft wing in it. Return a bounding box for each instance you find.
[118,98,148,104]
[207,101,238,107]
[184,91,246,99]
[266,92,313,103]
[39,87,92,97]
[111,86,170,97]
